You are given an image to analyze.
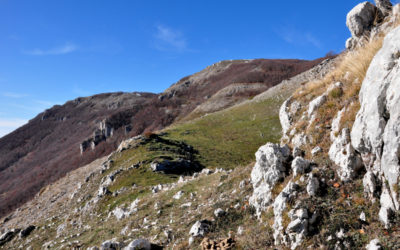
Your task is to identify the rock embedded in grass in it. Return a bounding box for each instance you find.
[214,208,226,217]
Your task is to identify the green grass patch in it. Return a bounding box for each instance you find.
[164,98,283,169]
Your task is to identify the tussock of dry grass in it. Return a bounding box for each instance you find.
[294,35,383,100]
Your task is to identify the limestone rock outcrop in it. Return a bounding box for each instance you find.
[346,2,377,38]
[249,143,291,216]
[329,128,363,182]
[375,0,392,17]
[351,26,400,226]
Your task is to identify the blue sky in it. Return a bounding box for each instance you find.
[0,0,379,137]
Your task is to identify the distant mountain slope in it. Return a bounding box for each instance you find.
[0,57,328,217]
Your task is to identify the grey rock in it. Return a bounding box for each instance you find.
[311,146,322,156]
[375,0,392,16]
[292,147,304,158]
[292,132,309,148]
[351,26,400,224]
[19,225,35,238]
[173,191,184,200]
[346,37,357,50]
[379,187,396,228]
[307,94,327,117]
[366,238,382,250]
[329,128,363,182]
[306,175,319,197]
[287,218,306,233]
[346,2,377,38]
[237,226,244,235]
[360,211,367,222]
[189,220,211,238]
[249,143,291,216]
[280,98,294,137]
[273,181,299,246]
[101,239,120,250]
[98,186,111,197]
[188,236,195,246]
[0,229,20,246]
[394,4,400,18]
[291,157,310,177]
[150,158,196,174]
[363,171,377,199]
[124,239,151,250]
[214,208,226,217]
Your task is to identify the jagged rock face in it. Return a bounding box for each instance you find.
[249,143,291,216]
[346,2,377,38]
[346,1,378,50]
[375,0,392,16]
[351,26,400,225]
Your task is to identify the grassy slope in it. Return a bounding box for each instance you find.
[164,97,283,170]
[83,93,286,248]
[95,94,285,215]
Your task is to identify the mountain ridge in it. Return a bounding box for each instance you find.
[0,57,328,218]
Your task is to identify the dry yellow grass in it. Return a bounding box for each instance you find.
[287,31,385,164]
[294,35,383,100]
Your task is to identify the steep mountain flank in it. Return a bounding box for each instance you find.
[0,57,327,218]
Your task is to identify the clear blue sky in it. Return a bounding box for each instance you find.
[0,0,380,137]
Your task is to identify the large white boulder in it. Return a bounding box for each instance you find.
[346,2,377,38]
[249,143,291,216]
